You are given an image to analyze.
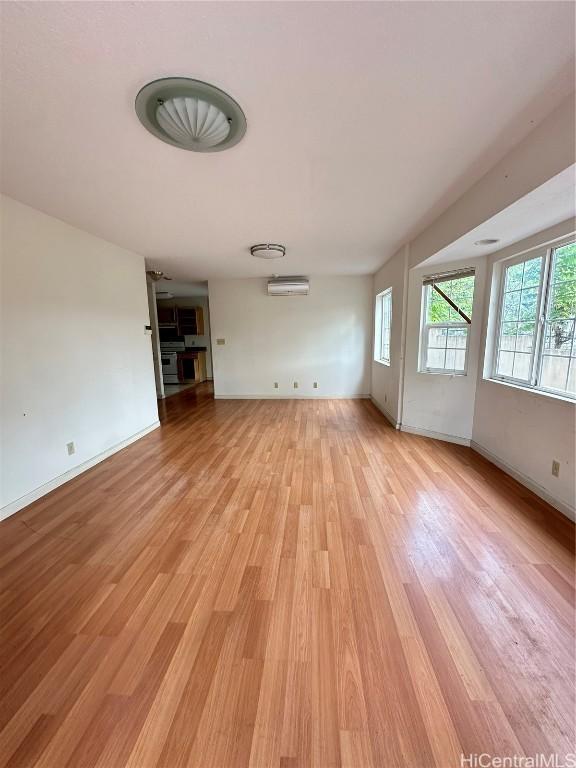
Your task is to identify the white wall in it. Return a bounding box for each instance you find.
[402,256,487,444]
[472,381,575,518]
[208,276,372,398]
[409,94,575,268]
[371,245,408,425]
[472,222,575,517]
[0,195,159,518]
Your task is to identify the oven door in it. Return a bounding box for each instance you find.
[161,352,179,384]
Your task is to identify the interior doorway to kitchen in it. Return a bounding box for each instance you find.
[152,279,213,399]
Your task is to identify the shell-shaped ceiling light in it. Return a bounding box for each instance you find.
[135,78,246,152]
[156,97,230,148]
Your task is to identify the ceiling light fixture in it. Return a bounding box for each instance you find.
[474,238,500,246]
[146,269,172,281]
[250,243,286,260]
[135,78,246,152]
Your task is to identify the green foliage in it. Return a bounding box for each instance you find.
[427,276,475,324]
[549,242,576,322]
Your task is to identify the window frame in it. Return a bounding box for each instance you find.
[374,288,392,366]
[491,249,547,388]
[419,272,475,376]
[491,237,575,399]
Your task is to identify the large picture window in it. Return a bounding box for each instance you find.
[493,240,576,398]
[374,288,392,365]
[420,270,475,374]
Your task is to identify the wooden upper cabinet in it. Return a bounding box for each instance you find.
[176,306,204,336]
[157,305,177,326]
[196,307,205,335]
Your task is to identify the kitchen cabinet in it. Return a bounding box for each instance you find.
[157,305,177,326]
[177,350,207,383]
[176,306,204,336]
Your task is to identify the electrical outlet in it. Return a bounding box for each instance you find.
[66,442,75,456]
[274,382,279,389]
[216,338,226,345]
[313,381,318,389]
[551,460,560,478]
[293,381,299,389]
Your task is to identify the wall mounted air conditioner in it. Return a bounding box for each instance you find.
[267,276,309,296]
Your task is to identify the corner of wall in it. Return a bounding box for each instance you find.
[370,394,400,429]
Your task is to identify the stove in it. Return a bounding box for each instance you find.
[160,340,184,383]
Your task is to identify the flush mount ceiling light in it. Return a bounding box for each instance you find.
[250,243,286,260]
[135,78,246,152]
[474,238,500,246]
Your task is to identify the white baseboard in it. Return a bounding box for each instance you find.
[470,440,575,521]
[370,396,400,429]
[0,421,161,522]
[400,424,471,446]
[213,394,370,400]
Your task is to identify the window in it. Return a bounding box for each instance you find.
[374,288,392,365]
[493,240,576,398]
[420,270,475,374]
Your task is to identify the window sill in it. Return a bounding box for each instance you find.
[374,359,391,367]
[485,377,576,405]
[418,369,467,377]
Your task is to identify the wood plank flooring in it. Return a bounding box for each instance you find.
[1,384,574,767]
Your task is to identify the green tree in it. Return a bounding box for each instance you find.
[428,276,474,324]
[549,242,576,323]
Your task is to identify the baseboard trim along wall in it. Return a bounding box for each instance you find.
[470,440,575,522]
[213,394,371,400]
[0,421,161,522]
[400,424,471,446]
[370,396,400,429]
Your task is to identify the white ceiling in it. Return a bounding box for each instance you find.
[1,2,574,279]
[422,165,576,266]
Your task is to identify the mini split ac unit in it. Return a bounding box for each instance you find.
[267,276,309,296]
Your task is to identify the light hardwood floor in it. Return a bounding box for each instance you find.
[0,384,574,768]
